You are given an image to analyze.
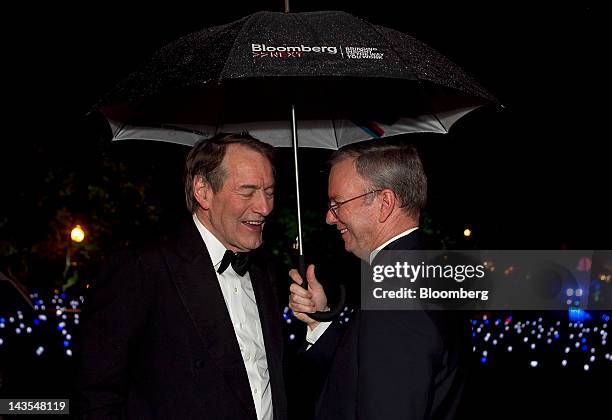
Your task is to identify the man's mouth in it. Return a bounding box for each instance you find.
[339,227,348,235]
[242,220,265,231]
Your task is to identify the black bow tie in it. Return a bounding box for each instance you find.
[217,250,251,276]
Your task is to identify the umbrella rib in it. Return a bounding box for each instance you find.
[331,116,339,149]
[219,13,254,80]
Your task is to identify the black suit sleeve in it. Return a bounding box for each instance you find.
[75,251,151,419]
[357,311,466,420]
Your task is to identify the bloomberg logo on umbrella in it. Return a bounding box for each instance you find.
[252,43,338,58]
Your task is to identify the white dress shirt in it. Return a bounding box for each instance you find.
[193,214,272,420]
[306,227,420,347]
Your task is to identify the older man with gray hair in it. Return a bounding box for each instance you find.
[289,140,469,420]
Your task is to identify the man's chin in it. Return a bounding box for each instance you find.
[238,237,263,252]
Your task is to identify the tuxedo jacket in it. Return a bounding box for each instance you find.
[76,219,288,420]
[305,230,469,420]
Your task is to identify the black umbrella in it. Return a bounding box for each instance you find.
[97,10,498,320]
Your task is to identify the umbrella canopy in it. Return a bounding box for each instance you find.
[98,10,497,148]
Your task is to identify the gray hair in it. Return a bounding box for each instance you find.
[329,141,427,218]
[184,132,275,214]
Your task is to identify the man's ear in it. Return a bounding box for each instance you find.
[193,176,212,210]
[378,189,396,223]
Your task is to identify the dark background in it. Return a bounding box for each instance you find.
[1,1,609,419]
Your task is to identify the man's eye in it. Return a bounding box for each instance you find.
[265,190,275,197]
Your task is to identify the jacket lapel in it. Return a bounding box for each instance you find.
[164,220,257,419]
[249,259,287,419]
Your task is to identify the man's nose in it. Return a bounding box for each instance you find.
[325,208,337,225]
[253,191,273,216]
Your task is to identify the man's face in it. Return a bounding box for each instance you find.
[198,144,274,252]
[326,158,379,260]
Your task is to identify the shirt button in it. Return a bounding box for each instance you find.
[253,388,258,395]
[239,322,243,329]
[245,353,250,361]
[234,287,238,294]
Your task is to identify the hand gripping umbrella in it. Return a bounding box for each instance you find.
[96,10,498,321]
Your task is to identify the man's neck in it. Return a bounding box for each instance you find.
[194,211,237,252]
[372,219,418,251]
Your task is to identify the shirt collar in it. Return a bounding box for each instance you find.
[192,213,227,268]
[369,227,419,264]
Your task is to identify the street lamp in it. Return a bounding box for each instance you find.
[70,225,85,243]
[64,225,85,286]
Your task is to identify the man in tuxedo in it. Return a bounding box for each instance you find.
[289,141,469,419]
[77,133,287,419]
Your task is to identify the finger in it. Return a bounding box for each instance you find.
[294,312,316,323]
[289,283,312,298]
[289,302,316,313]
[288,269,304,285]
[290,293,316,307]
[306,264,321,288]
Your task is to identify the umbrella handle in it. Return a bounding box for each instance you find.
[298,255,347,322]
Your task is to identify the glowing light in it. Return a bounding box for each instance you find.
[507,346,513,352]
[66,349,73,357]
[530,361,538,368]
[71,225,85,243]
[463,228,472,238]
[561,359,567,366]
[584,364,590,371]
[566,289,574,297]
[36,346,44,356]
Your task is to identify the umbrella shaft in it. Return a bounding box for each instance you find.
[291,104,304,257]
